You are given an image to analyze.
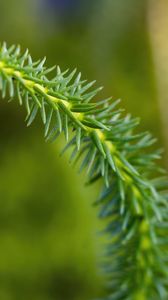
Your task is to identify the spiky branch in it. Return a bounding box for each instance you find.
[0,42,168,300]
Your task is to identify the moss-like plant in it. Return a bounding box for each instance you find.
[0,42,168,300]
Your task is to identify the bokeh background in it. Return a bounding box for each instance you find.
[0,0,168,299]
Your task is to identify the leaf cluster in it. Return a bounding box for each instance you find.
[0,42,168,300]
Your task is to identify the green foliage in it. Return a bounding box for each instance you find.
[0,42,168,300]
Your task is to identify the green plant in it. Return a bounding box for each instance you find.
[0,42,167,300]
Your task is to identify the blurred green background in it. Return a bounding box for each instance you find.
[0,0,167,299]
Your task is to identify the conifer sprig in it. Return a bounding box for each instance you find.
[0,42,168,300]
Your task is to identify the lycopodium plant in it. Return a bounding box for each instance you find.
[0,42,168,300]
